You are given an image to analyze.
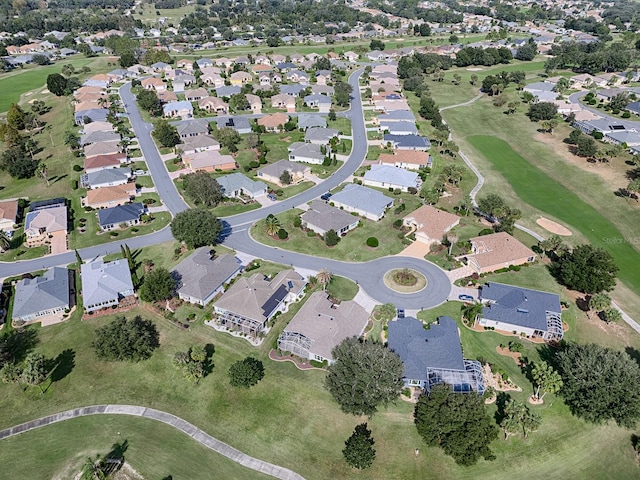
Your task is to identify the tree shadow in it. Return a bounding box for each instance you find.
[104,439,128,475]
[626,167,640,181]
[494,392,511,425]
[625,347,640,368]
[537,343,562,369]
[0,328,38,363]
[161,476,173,480]
[50,348,75,382]
[575,296,590,313]
[51,174,68,185]
[631,434,639,452]
[204,343,215,375]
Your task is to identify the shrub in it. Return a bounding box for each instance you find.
[249,160,260,169]
[73,164,83,172]
[593,131,603,140]
[508,341,524,353]
[71,179,78,190]
[293,216,302,228]
[622,111,631,118]
[307,230,316,237]
[277,228,288,239]
[109,231,118,237]
[394,203,406,214]
[366,237,379,247]
[478,228,493,236]
[393,219,403,229]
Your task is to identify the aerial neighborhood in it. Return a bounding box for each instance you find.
[1,0,640,478]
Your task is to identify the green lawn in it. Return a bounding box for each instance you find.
[1,415,270,480]
[70,212,171,249]
[467,135,640,297]
[251,192,423,261]
[325,275,358,301]
[212,201,261,217]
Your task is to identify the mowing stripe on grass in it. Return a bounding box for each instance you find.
[467,135,640,292]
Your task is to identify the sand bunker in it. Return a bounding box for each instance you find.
[466,67,483,71]
[536,217,572,236]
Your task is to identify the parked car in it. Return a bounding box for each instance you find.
[320,192,332,201]
[397,307,405,319]
[267,193,278,201]
[458,294,475,302]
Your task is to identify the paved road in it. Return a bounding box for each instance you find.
[1,68,452,309]
[0,405,305,480]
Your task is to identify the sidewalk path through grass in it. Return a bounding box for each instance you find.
[0,405,305,480]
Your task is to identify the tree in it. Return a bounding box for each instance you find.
[556,342,640,428]
[627,178,640,201]
[461,302,483,323]
[37,162,49,187]
[183,171,223,207]
[0,146,39,179]
[136,89,162,116]
[170,209,223,248]
[500,399,541,439]
[567,129,583,145]
[325,337,404,417]
[343,423,376,469]
[0,362,22,389]
[229,93,249,112]
[138,267,175,303]
[553,244,618,293]
[575,135,598,158]
[334,81,353,107]
[6,103,26,131]
[540,119,558,135]
[369,39,384,51]
[279,170,292,185]
[46,73,67,96]
[588,292,611,319]
[92,316,160,362]
[152,119,180,148]
[442,164,465,185]
[212,126,242,152]
[528,102,558,121]
[531,360,563,402]
[264,214,281,237]
[228,357,264,388]
[328,109,337,121]
[604,307,622,324]
[317,269,332,290]
[324,229,340,247]
[0,230,12,252]
[414,384,498,465]
[515,41,537,61]
[21,352,48,394]
[119,51,136,68]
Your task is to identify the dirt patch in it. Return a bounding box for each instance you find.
[536,217,572,236]
[496,346,523,365]
[483,363,522,392]
[533,132,628,189]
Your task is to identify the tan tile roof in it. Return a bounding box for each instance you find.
[379,150,430,166]
[404,205,459,241]
[84,153,126,170]
[0,199,18,223]
[467,232,535,269]
[258,113,289,128]
[86,185,134,206]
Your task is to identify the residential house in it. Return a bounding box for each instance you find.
[288,142,325,165]
[81,259,135,312]
[330,184,393,221]
[277,291,369,364]
[363,165,420,192]
[388,316,485,393]
[257,160,311,186]
[12,267,71,324]
[24,201,67,247]
[157,90,178,103]
[478,283,563,341]
[74,108,109,125]
[197,96,229,114]
[81,168,132,189]
[97,202,145,231]
[376,110,416,124]
[379,121,419,136]
[298,114,327,130]
[212,116,252,134]
[305,127,339,145]
[196,58,214,68]
[378,150,430,170]
[286,70,309,84]
[172,250,243,306]
[270,94,296,112]
[185,87,209,102]
[246,94,262,114]
[216,172,267,199]
[201,71,225,88]
[215,86,242,98]
[280,84,305,97]
[0,200,19,232]
[176,59,193,70]
[258,113,289,132]
[252,64,273,75]
[81,121,115,135]
[176,119,210,139]
[383,134,431,151]
[80,131,120,147]
[303,94,332,113]
[300,200,359,236]
[229,71,253,86]
[461,232,536,274]
[141,77,166,92]
[604,130,640,147]
[163,100,194,119]
[343,51,359,62]
[213,270,306,336]
[84,184,136,209]
[182,150,237,173]
[403,205,460,251]
[176,135,221,155]
[311,85,334,96]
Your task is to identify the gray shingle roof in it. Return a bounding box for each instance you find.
[297,114,327,129]
[82,168,131,188]
[97,202,144,227]
[301,200,359,233]
[216,172,266,197]
[172,250,242,304]
[175,119,209,137]
[363,165,419,188]
[383,134,431,150]
[305,127,339,143]
[215,86,242,97]
[330,184,393,218]
[12,267,70,319]
[81,259,133,308]
[480,282,561,331]
[387,316,465,382]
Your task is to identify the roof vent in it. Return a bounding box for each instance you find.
[517,308,529,313]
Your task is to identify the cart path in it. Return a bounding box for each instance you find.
[0,404,305,480]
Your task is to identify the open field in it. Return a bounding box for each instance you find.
[0,301,638,480]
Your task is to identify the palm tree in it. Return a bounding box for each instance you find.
[531,360,563,402]
[589,292,611,319]
[0,230,11,252]
[264,214,281,236]
[604,307,622,324]
[628,178,640,201]
[37,162,49,187]
[447,232,458,255]
[461,302,483,324]
[316,269,332,291]
[80,454,107,480]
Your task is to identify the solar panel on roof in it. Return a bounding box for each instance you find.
[261,284,289,317]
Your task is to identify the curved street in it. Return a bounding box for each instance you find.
[0,68,452,308]
[0,404,305,480]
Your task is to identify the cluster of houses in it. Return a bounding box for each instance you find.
[524,73,640,154]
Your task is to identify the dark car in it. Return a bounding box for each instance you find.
[397,308,405,319]
[267,193,278,201]
[320,192,332,201]
[458,294,475,302]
